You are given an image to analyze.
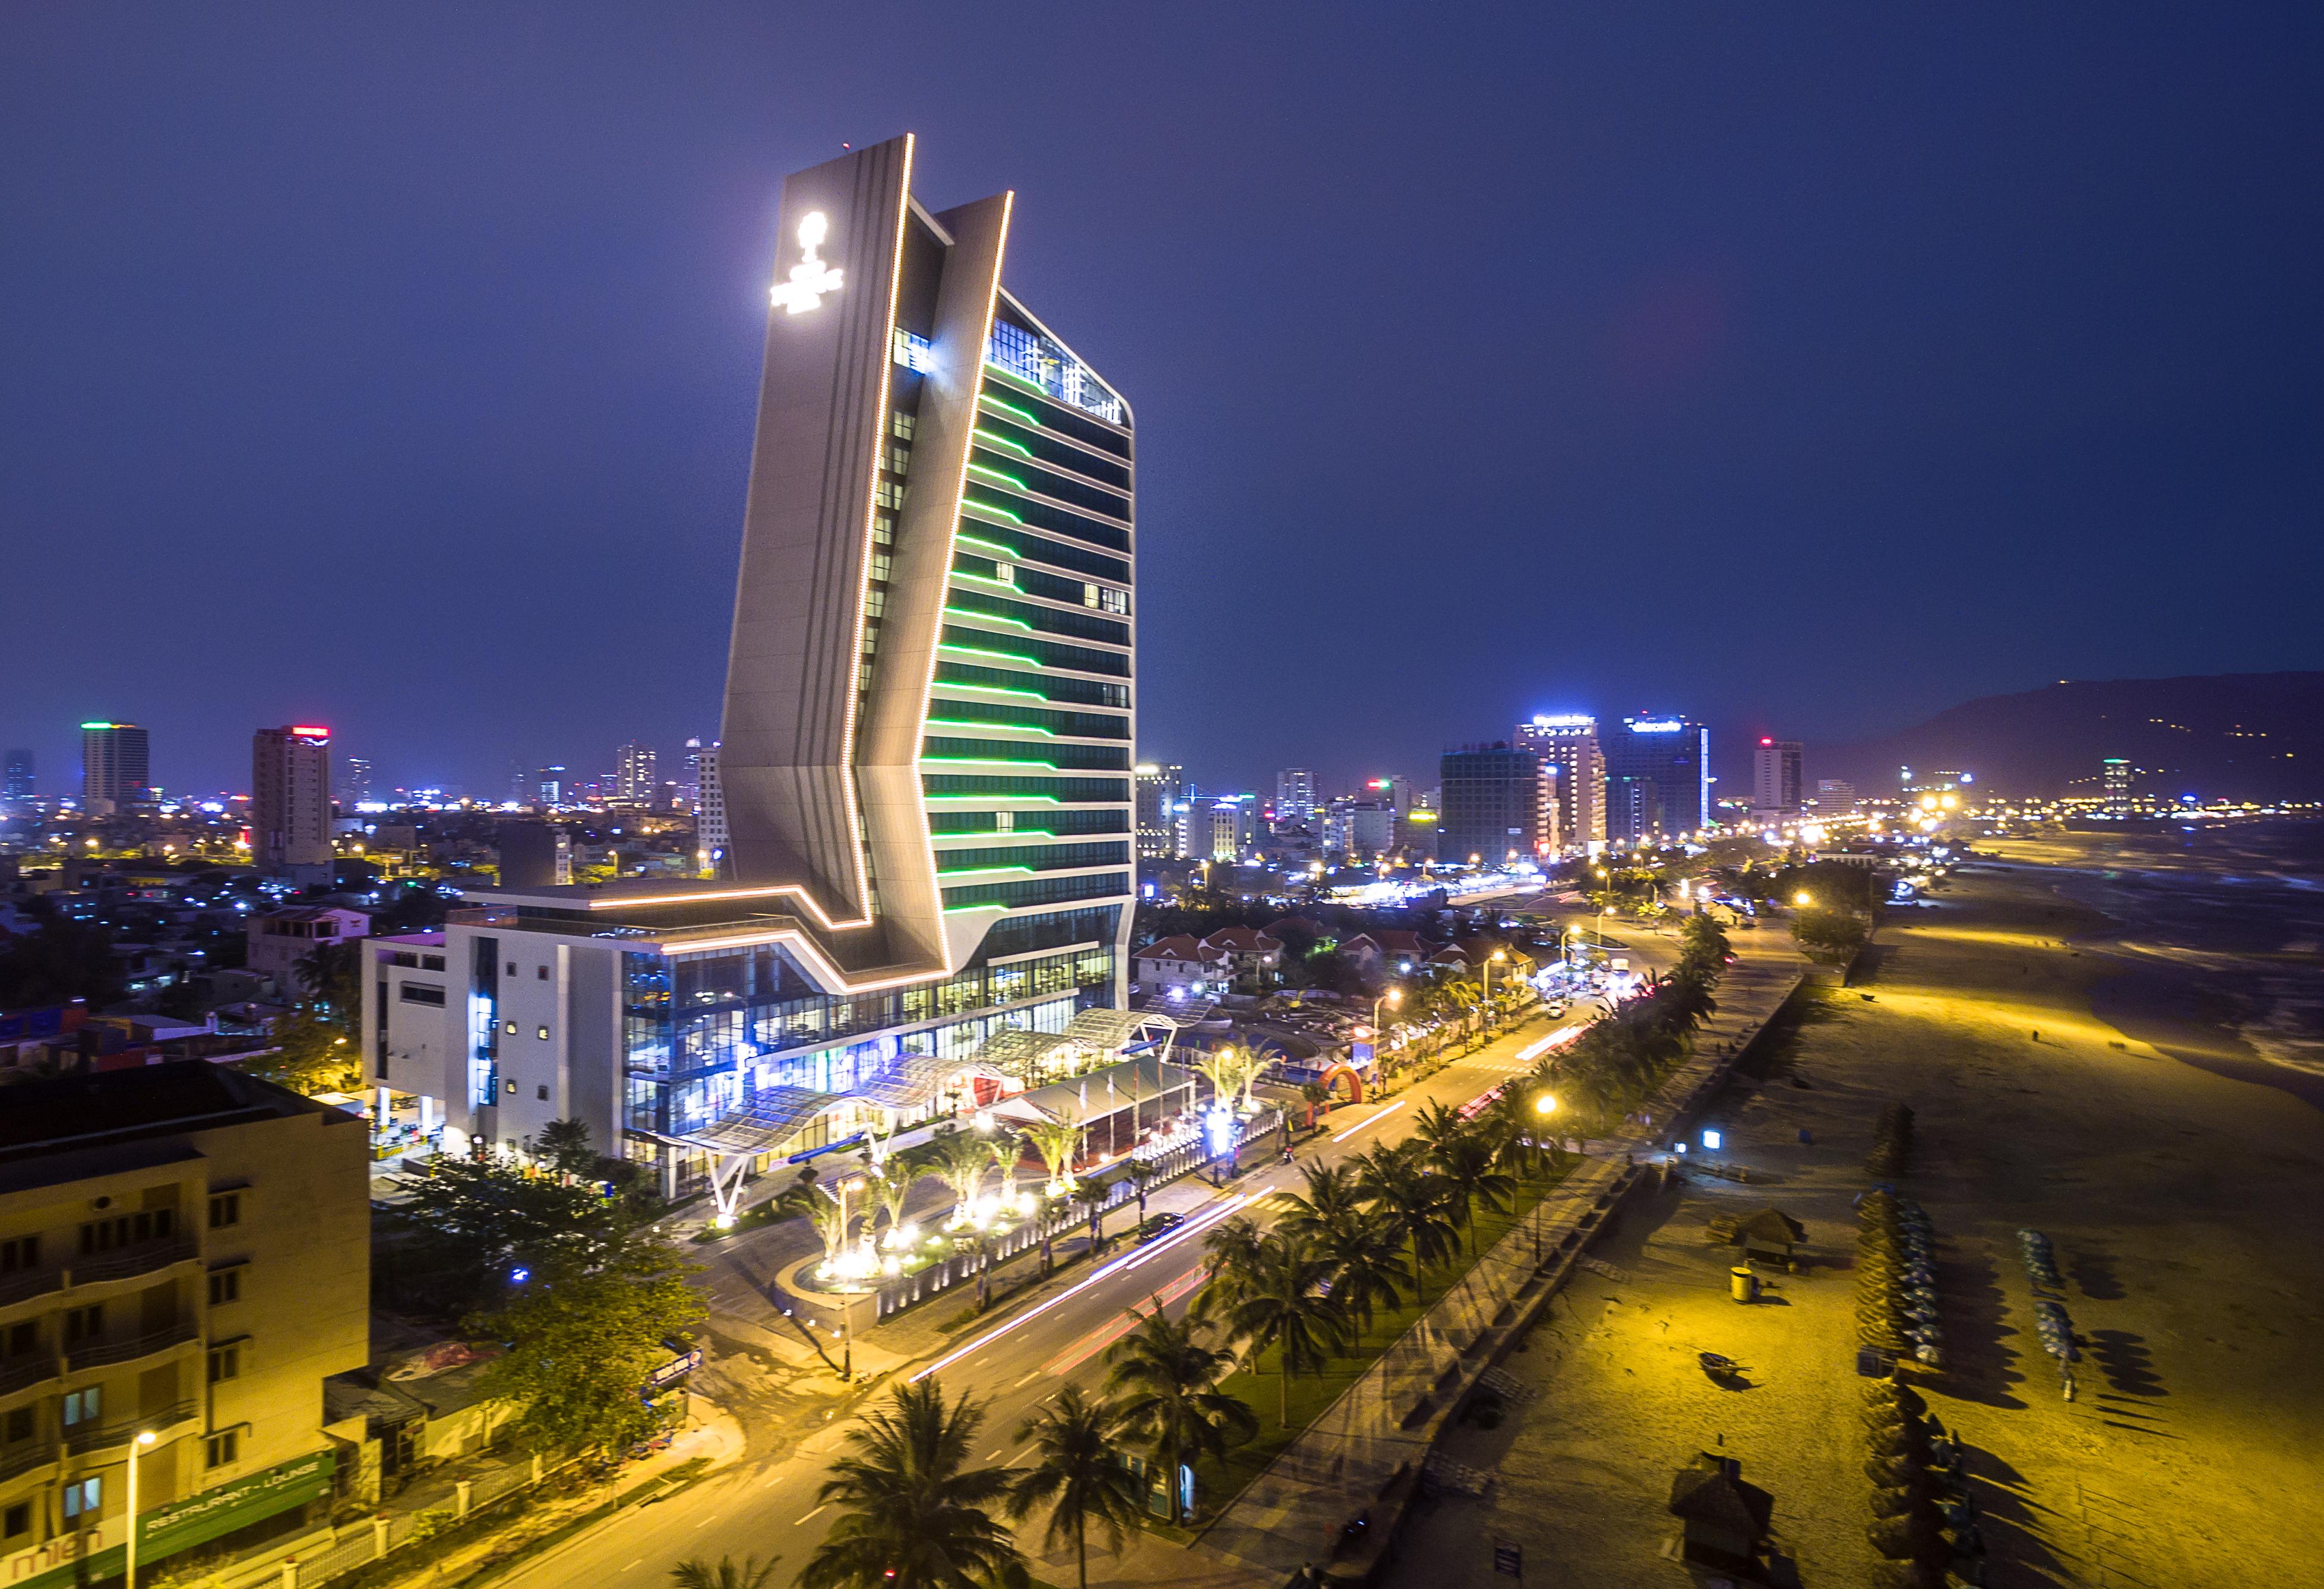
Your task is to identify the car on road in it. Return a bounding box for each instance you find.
[1136,1211,1185,1244]
[1545,999,1570,1017]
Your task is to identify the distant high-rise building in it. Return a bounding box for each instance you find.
[1347,802,1397,861]
[80,721,150,814]
[681,737,708,805]
[1275,768,1316,827]
[1207,803,1241,862]
[695,745,728,868]
[1752,737,1804,816]
[2102,758,2132,816]
[342,755,374,808]
[1437,744,1552,866]
[535,765,567,807]
[616,742,658,805]
[1514,715,1605,849]
[4,748,31,801]
[252,724,334,878]
[1602,716,1709,841]
[1813,778,1858,814]
[1135,764,1185,859]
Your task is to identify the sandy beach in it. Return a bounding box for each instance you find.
[1386,850,2324,1587]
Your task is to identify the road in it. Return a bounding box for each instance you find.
[488,983,1672,1589]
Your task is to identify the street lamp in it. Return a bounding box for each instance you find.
[125,1430,157,1589]
[1481,949,1508,1031]
[1533,1093,1558,1116]
[1794,891,1813,907]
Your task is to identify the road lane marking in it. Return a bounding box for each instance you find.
[622,1560,641,1571]
[694,1514,717,1527]
[1332,1097,1407,1142]
[795,1503,828,1524]
[985,1447,1006,1459]
[1013,1369,1042,1388]
[910,1194,1256,1384]
[1040,1263,1209,1376]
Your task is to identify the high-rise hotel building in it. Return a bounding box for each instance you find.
[362,137,1138,1196]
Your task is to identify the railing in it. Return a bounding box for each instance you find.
[0,1442,56,1483]
[68,1237,199,1287]
[0,1268,65,1309]
[0,1354,61,1397]
[66,1321,198,1373]
[64,1399,197,1455]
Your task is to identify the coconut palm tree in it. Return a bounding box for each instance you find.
[798,1378,1025,1589]
[1430,1125,1517,1255]
[668,1555,780,1589]
[1103,1302,1257,1525]
[1006,1387,1146,1589]
[1355,1143,1461,1276]
[1276,1160,1364,1243]
[1196,1214,1267,1321]
[1223,1232,1352,1425]
[1316,1217,1411,1335]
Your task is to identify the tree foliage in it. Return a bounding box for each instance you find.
[1006,1387,1146,1589]
[384,1154,634,1315]
[798,1379,1027,1589]
[470,1235,703,1459]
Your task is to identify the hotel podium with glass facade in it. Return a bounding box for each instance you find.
[362,134,1140,1200]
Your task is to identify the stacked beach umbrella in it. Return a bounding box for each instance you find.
[1857,1189,1943,1369]
[2019,1229,2080,1392]
[1861,1379,1987,1585]
[1864,1100,1915,1176]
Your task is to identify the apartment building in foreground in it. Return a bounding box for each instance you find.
[0,1065,369,1589]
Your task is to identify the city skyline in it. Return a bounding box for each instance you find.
[8,7,2316,800]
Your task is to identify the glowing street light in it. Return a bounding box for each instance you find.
[1794,891,1814,907]
[126,1429,158,1589]
[1533,1093,1558,1117]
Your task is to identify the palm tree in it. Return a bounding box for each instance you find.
[668,1556,780,1589]
[1355,1143,1461,1276]
[1430,1126,1517,1255]
[782,1177,858,1275]
[1021,1120,1084,1195]
[1103,1301,1259,1525]
[1276,1160,1364,1243]
[1193,1047,1253,1115]
[798,1379,1025,1589]
[933,1131,991,1224]
[1006,1387,1146,1589]
[1196,1214,1267,1321]
[1315,1217,1410,1335]
[1223,1232,1352,1425]
[863,1156,919,1249]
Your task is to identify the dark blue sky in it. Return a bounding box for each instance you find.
[5,3,2319,800]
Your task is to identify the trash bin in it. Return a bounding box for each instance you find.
[1729,1266,1758,1303]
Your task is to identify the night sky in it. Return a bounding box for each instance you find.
[5,4,2319,800]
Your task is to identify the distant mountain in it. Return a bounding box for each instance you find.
[1811,673,2324,801]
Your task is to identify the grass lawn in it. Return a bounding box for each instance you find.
[1184,1167,1572,1521]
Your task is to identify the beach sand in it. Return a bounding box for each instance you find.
[1386,857,2324,1587]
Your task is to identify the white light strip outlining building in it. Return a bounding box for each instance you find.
[362,135,1142,1198]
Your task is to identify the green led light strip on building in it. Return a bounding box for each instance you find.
[937,641,1039,665]
[978,391,1041,426]
[925,718,1057,736]
[931,680,1047,699]
[950,569,1022,593]
[937,864,1038,878]
[962,498,1025,525]
[943,606,1032,631]
[967,461,1026,489]
[954,531,1018,557]
[921,756,1060,768]
[973,428,1033,457]
[922,792,1064,802]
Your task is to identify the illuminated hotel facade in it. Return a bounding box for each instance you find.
[362,135,1142,1196]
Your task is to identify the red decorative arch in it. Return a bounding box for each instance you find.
[1318,1063,1365,1105]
